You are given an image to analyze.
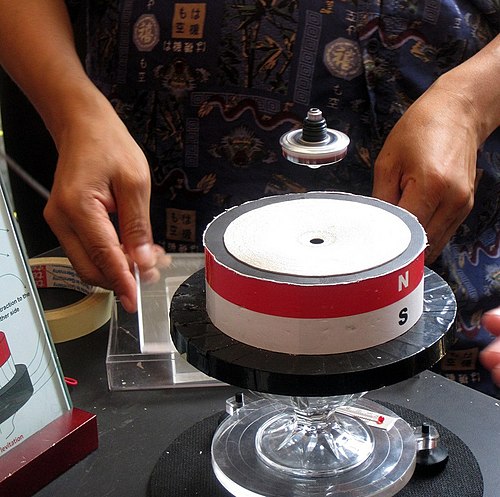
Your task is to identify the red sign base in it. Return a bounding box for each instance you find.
[0,408,98,497]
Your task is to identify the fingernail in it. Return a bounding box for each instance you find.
[119,294,137,314]
[133,243,154,265]
[484,307,500,317]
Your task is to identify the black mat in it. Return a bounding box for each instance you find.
[149,402,483,497]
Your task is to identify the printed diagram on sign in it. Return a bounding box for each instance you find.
[0,331,33,424]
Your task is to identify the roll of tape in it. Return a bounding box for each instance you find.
[29,257,113,343]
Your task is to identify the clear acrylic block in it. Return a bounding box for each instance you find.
[106,254,222,390]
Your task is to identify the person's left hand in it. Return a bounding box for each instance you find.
[372,83,480,263]
[480,307,500,386]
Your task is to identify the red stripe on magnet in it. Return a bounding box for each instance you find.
[205,250,424,319]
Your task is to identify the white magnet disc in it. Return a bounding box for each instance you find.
[223,198,411,276]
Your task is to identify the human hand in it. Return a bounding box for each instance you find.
[372,83,479,264]
[44,102,157,313]
[480,307,500,386]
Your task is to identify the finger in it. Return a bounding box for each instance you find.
[480,337,500,382]
[114,168,155,273]
[152,244,172,270]
[492,365,500,388]
[482,307,500,336]
[417,201,460,263]
[372,158,402,206]
[47,201,138,312]
[423,211,467,264]
[397,176,438,228]
[67,233,136,312]
[410,183,472,263]
[395,179,437,262]
[396,176,471,264]
[137,246,172,286]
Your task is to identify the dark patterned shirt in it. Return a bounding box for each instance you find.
[72,0,499,396]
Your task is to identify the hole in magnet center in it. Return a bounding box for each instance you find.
[309,238,325,245]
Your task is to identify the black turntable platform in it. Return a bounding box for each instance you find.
[170,267,456,396]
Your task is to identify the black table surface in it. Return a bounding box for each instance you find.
[28,321,500,497]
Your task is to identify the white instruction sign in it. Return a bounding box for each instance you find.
[0,178,70,457]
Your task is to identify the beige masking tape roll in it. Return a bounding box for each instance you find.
[29,257,114,343]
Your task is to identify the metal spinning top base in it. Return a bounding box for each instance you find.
[212,397,416,497]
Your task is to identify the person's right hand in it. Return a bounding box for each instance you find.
[44,100,156,313]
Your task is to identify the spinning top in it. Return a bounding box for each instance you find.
[279,108,350,167]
